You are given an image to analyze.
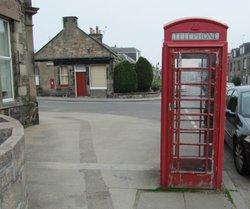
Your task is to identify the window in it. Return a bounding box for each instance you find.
[34,65,40,85]
[229,63,233,72]
[237,61,240,71]
[59,66,69,85]
[243,58,247,69]
[226,89,234,106]
[227,90,238,113]
[35,75,40,85]
[241,91,250,116]
[0,18,14,101]
[233,50,236,58]
[240,46,245,55]
[75,65,86,72]
[90,65,107,89]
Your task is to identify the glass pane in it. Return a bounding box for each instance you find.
[182,70,208,83]
[175,54,209,68]
[178,132,206,144]
[60,66,68,75]
[173,132,213,156]
[0,19,10,57]
[211,54,216,67]
[35,75,40,85]
[179,145,205,157]
[60,66,68,85]
[60,76,68,85]
[241,91,250,116]
[0,59,13,99]
[75,65,86,72]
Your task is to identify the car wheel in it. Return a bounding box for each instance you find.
[233,141,249,175]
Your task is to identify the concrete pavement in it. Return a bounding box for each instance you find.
[25,110,247,209]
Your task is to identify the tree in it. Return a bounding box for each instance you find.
[135,57,153,91]
[114,61,137,93]
[231,75,241,86]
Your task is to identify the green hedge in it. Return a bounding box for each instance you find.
[151,79,161,92]
[231,75,241,86]
[114,61,137,93]
[135,57,153,91]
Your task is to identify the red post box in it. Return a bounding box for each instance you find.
[161,18,228,189]
[50,79,55,89]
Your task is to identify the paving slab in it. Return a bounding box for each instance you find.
[102,170,160,190]
[185,192,235,209]
[109,189,137,209]
[135,192,186,209]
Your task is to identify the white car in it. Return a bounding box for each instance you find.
[227,82,235,89]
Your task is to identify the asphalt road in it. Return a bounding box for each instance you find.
[37,99,161,121]
[37,98,250,208]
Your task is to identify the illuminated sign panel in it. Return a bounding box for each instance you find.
[172,32,220,41]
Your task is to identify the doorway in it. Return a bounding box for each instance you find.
[167,48,222,188]
[75,65,87,96]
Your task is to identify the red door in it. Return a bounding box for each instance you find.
[76,72,87,96]
[166,48,222,189]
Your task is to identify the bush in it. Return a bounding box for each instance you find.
[135,57,153,91]
[114,61,137,93]
[231,75,241,86]
[151,79,161,92]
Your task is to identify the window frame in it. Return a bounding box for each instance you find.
[59,66,69,86]
[0,18,14,102]
[89,65,107,90]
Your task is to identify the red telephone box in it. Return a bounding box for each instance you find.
[161,18,228,189]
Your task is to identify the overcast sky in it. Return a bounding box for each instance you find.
[32,0,250,66]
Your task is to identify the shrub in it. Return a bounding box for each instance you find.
[231,75,241,86]
[114,61,137,93]
[151,79,161,92]
[135,57,153,91]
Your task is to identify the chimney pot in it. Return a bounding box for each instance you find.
[63,16,78,29]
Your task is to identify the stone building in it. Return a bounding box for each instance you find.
[0,0,39,125]
[228,42,250,84]
[34,16,117,98]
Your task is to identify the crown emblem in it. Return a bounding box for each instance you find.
[191,23,200,31]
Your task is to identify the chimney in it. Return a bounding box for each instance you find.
[89,26,103,42]
[63,16,78,29]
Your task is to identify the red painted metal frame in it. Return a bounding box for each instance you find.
[172,48,220,188]
[161,18,228,190]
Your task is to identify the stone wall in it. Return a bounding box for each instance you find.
[0,101,39,127]
[90,90,107,98]
[0,0,39,126]
[112,91,160,99]
[0,115,27,209]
